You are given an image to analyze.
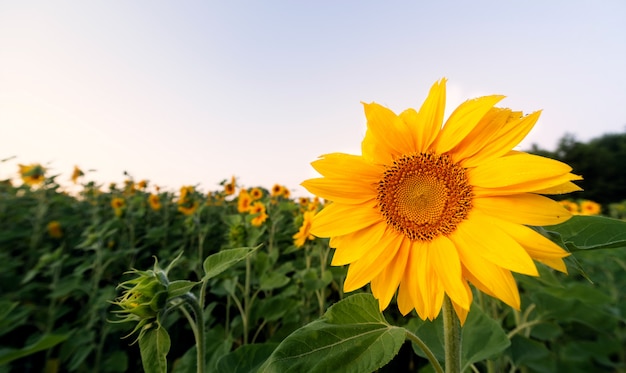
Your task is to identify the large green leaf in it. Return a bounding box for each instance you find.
[0,333,69,365]
[543,215,626,251]
[216,343,278,373]
[138,326,171,373]
[258,293,406,373]
[202,246,260,281]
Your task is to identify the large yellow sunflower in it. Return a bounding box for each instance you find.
[301,79,581,324]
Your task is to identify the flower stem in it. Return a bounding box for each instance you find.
[443,296,462,373]
[405,331,444,373]
[182,293,205,373]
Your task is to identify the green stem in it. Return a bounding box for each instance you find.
[443,296,462,373]
[405,331,444,373]
[182,293,205,373]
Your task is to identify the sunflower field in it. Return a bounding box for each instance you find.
[0,165,626,373]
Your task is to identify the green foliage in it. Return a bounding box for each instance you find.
[259,294,406,373]
[1,169,625,372]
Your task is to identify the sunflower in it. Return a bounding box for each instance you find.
[71,165,84,184]
[238,189,252,213]
[271,184,283,197]
[47,221,63,239]
[19,163,46,186]
[148,194,162,211]
[111,197,126,217]
[250,187,263,200]
[293,210,316,248]
[224,176,236,196]
[302,79,581,324]
[579,200,601,215]
[250,202,268,227]
[558,200,579,214]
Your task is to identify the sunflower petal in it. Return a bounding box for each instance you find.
[403,79,447,152]
[473,194,571,226]
[460,259,521,310]
[452,214,538,276]
[301,178,375,204]
[311,153,384,180]
[461,111,541,168]
[434,95,505,154]
[343,233,402,292]
[311,199,381,237]
[330,221,387,265]
[361,103,414,163]
[468,153,573,189]
[371,238,411,310]
[429,236,471,310]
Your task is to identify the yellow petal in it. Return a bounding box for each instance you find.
[434,95,505,154]
[459,258,521,310]
[451,284,472,326]
[429,236,471,310]
[301,178,375,204]
[489,218,570,259]
[473,194,572,226]
[361,102,414,163]
[461,111,541,168]
[532,180,583,195]
[371,237,411,310]
[448,108,515,163]
[310,152,384,180]
[402,241,429,319]
[397,278,415,316]
[536,257,568,273]
[343,232,402,292]
[468,153,573,189]
[452,214,539,276]
[311,200,381,237]
[472,173,583,197]
[330,221,387,265]
[402,79,447,152]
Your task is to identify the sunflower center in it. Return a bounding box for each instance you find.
[376,152,473,241]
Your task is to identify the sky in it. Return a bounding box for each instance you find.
[1,1,625,197]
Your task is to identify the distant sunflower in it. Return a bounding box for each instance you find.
[111,197,126,217]
[71,165,84,184]
[558,200,579,214]
[47,221,63,239]
[579,200,601,215]
[238,189,252,213]
[271,184,283,197]
[250,202,268,227]
[224,176,236,196]
[19,163,46,186]
[148,194,162,211]
[302,79,581,324]
[293,210,316,248]
[250,187,263,200]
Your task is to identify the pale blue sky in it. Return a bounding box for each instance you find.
[1,1,625,196]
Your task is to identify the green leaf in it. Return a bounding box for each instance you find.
[258,293,406,373]
[216,343,278,373]
[544,215,626,251]
[460,306,510,371]
[167,280,199,299]
[508,335,553,373]
[138,326,171,373]
[202,246,260,281]
[259,272,290,291]
[0,333,69,365]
